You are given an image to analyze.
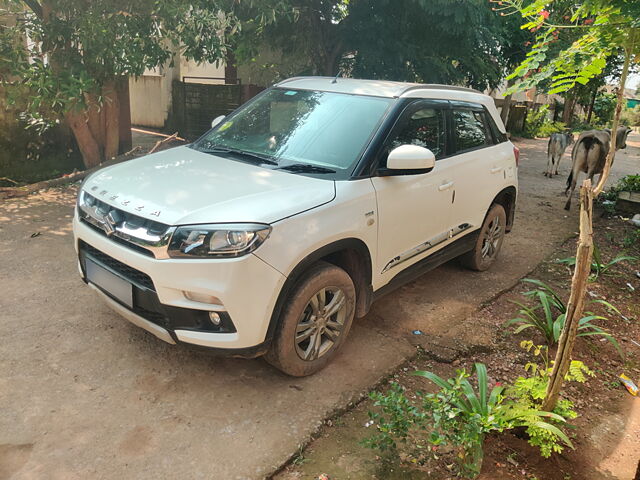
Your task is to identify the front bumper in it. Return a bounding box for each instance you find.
[73,214,286,354]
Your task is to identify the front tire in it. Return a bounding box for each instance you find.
[461,204,506,272]
[265,261,356,377]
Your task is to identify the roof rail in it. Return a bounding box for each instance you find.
[275,76,334,86]
[400,84,482,95]
[274,77,483,96]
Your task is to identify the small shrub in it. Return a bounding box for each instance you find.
[620,105,640,127]
[601,174,640,204]
[505,279,624,357]
[557,244,637,281]
[511,341,594,456]
[624,229,640,248]
[364,363,573,478]
[522,105,566,138]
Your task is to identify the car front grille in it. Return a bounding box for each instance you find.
[78,190,173,258]
[80,240,155,291]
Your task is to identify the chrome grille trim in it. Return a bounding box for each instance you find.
[78,190,175,259]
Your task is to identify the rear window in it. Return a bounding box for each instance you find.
[485,112,508,144]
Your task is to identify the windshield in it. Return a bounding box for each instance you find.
[191,88,393,177]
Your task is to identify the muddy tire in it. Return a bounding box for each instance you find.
[265,261,356,377]
[460,204,506,272]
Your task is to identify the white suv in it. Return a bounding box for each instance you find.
[73,77,518,376]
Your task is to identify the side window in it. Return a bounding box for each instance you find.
[452,109,488,152]
[386,107,446,160]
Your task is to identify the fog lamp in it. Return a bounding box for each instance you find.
[209,312,222,326]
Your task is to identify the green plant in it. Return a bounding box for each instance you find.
[291,446,309,466]
[604,379,621,390]
[624,229,640,248]
[522,105,567,138]
[508,341,592,457]
[557,244,637,280]
[505,279,623,357]
[601,174,640,203]
[537,120,567,137]
[364,363,572,478]
[593,93,617,124]
[615,175,640,193]
[621,105,640,127]
[364,382,423,453]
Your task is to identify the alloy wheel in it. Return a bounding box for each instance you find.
[294,287,347,361]
[481,216,503,259]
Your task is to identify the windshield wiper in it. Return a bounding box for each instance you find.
[277,163,336,174]
[199,146,278,166]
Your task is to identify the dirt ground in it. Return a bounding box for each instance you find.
[0,134,638,479]
[275,215,640,480]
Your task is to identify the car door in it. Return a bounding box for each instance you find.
[370,100,457,287]
[445,104,507,234]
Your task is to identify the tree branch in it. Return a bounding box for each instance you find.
[23,0,43,18]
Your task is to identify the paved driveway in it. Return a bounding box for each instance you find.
[1,135,638,479]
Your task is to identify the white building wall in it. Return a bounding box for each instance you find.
[129,57,226,128]
[129,74,170,128]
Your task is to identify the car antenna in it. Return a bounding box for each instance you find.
[331,70,341,84]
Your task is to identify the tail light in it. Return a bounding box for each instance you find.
[513,146,520,166]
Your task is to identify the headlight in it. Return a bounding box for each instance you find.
[168,223,271,258]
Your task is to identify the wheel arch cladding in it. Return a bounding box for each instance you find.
[491,186,517,232]
[264,238,373,345]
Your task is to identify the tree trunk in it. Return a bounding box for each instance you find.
[586,87,597,123]
[225,50,238,84]
[65,109,102,169]
[542,180,593,411]
[103,79,120,161]
[542,46,633,411]
[594,48,632,195]
[320,40,344,77]
[500,94,512,125]
[501,78,515,125]
[86,93,105,158]
[118,78,132,154]
[562,94,575,125]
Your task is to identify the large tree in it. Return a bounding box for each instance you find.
[0,0,286,168]
[237,0,526,91]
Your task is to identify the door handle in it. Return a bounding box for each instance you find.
[438,181,454,191]
[491,166,504,174]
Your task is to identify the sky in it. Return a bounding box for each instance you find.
[626,73,639,92]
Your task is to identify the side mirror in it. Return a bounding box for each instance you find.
[384,145,436,174]
[211,115,226,128]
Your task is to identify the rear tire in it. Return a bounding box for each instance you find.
[461,204,506,272]
[265,261,356,377]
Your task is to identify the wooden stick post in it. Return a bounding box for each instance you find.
[542,43,634,411]
[542,179,594,411]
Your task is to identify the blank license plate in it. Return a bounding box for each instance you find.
[85,258,133,308]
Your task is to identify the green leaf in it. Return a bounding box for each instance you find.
[552,315,565,342]
[475,363,488,413]
[412,370,451,390]
[589,299,621,316]
[529,421,574,449]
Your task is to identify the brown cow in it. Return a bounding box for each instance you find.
[564,126,632,210]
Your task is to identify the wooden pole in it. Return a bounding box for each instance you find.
[593,46,632,196]
[542,179,593,411]
[542,43,634,411]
